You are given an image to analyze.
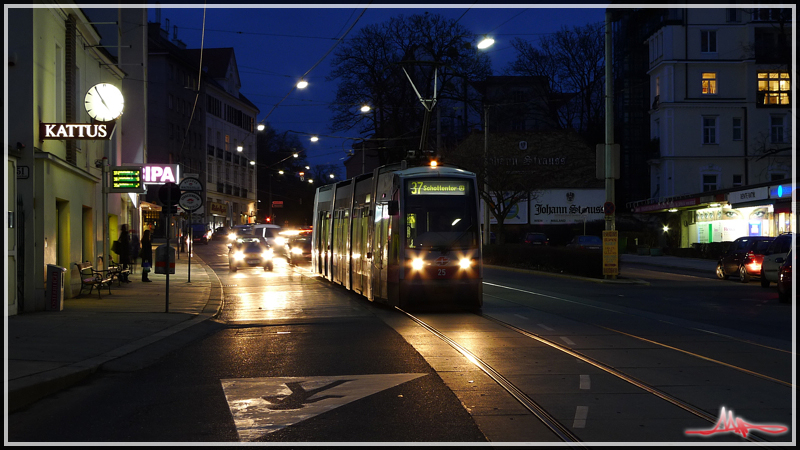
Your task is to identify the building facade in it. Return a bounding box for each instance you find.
[632,7,794,247]
[7,5,146,313]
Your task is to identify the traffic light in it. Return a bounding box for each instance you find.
[266,216,271,223]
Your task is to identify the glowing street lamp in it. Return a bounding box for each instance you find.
[477,36,495,49]
[310,136,319,142]
[257,124,265,131]
[297,80,308,89]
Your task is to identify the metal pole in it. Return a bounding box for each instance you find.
[604,10,615,233]
[165,187,171,313]
[482,105,491,245]
[362,140,365,176]
[102,158,109,270]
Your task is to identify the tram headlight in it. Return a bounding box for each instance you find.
[459,258,472,269]
[411,258,425,271]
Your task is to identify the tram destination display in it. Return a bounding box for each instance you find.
[407,180,467,196]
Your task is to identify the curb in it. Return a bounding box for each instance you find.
[484,264,650,285]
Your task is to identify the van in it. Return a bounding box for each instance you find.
[188,223,211,245]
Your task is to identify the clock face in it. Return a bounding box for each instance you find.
[84,83,124,122]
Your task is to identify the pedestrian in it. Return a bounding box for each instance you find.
[129,231,140,274]
[140,229,153,282]
[117,224,131,283]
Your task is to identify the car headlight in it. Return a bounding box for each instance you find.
[411,258,425,271]
[228,233,237,241]
[459,258,472,269]
[292,247,303,255]
[263,249,273,259]
[233,251,245,261]
[275,237,286,246]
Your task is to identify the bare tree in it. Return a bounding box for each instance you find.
[327,13,492,164]
[505,23,605,143]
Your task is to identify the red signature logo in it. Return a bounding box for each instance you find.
[685,407,788,439]
[434,256,449,266]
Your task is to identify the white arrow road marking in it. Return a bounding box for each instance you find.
[221,373,427,441]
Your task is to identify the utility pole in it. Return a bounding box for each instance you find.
[483,105,491,245]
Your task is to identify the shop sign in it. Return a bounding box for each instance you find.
[729,187,768,204]
[769,183,794,199]
[529,189,604,224]
[209,202,228,216]
[142,164,179,184]
[634,197,698,213]
[40,122,115,140]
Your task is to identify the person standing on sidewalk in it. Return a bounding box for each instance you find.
[118,224,132,283]
[140,229,153,282]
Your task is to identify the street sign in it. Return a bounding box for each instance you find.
[272,200,284,208]
[179,192,203,211]
[158,182,181,206]
[179,177,203,191]
[603,201,615,216]
[109,166,145,193]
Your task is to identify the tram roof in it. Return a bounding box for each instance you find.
[395,165,475,178]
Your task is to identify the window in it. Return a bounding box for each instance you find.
[726,9,738,23]
[702,174,718,192]
[732,117,742,141]
[758,72,791,105]
[702,116,718,144]
[770,115,786,143]
[702,73,717,95]
[732,174,743,187]
[770,173,786,181]
[700,31,717,53]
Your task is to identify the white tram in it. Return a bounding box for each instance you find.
[311,162,483,310]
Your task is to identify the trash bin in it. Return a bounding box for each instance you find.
[46,264,67,311]
[155,244,176,274]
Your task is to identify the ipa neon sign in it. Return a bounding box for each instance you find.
[142,164,179,184]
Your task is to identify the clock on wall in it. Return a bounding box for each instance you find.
[84,83,124,122]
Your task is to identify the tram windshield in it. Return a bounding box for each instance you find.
[405,178,478,249]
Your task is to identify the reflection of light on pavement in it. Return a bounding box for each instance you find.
[237,290,296,319]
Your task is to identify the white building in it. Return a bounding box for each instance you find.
[638,7,793,246]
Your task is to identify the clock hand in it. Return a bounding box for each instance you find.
[95,86,109,109]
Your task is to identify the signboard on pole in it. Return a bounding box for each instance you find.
[109,166,145,193]
[602,230,619,277]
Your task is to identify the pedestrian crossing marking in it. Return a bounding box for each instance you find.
[221,373,426,441]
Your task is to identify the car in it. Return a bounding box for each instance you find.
[188,223,210,245]
[777,249,792,303]
[212,226,230,241]
[760,232,793,287]
[523,232,549,245]
[228,236,274,272]
[716,236,774,282]
[253,224,285,256]
[566,235,602,250]
[285,231,312,265]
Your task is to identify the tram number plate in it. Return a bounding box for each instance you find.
[429,267,455,278]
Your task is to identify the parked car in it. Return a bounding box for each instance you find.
[523,232,549,245]
[228,236,274,272]
[716,236,774,282]
[777,249,792,303]
[286,231,312,266]
[566,235,602,250]
[760,232,794,287]
[188,223,210,245]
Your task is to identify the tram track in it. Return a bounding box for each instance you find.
[395,294,790,444]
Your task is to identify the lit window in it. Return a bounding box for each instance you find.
[758,72,791,105]
[702,73,717,95]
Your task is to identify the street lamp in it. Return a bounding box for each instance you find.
[297,80,308,89]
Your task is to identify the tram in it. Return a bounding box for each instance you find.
[311,161,483,310]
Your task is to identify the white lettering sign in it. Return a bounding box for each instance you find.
[40,123,111,140]
[142,165,179,184]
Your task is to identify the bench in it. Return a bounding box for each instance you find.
[99,255,131,286]
[75,262,112,298]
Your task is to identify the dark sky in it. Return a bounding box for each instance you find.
[146,5,607,169]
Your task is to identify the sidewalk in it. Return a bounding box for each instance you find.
[6,245,222,413]
[619,253,718,272]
